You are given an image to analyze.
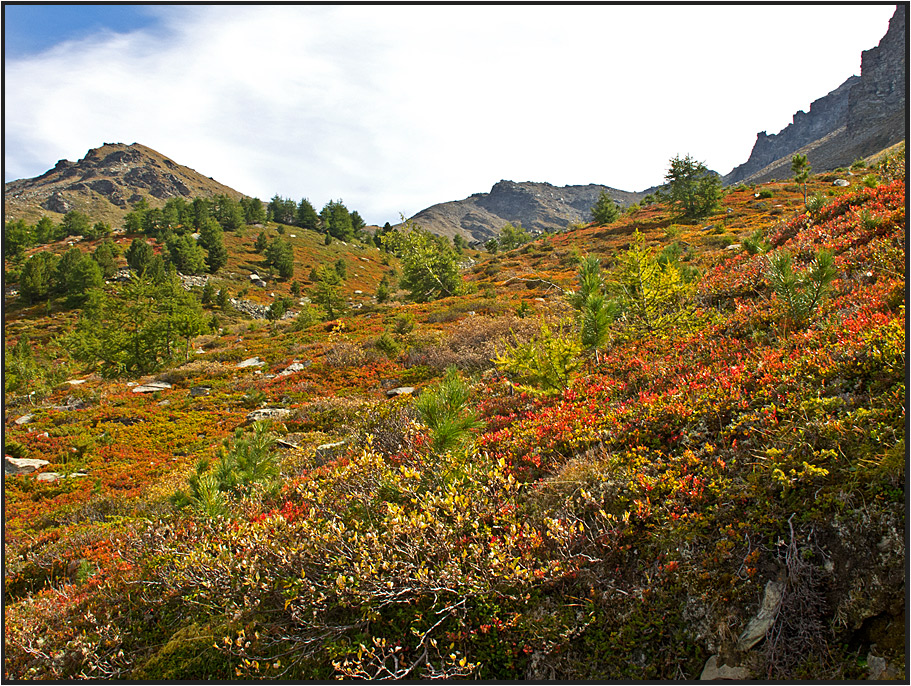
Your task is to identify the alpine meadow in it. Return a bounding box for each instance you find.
[3,5,906,682]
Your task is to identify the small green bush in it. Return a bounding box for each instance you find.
[494,320,582,395]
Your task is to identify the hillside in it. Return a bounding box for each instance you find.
[3,143,905,680]
[405,180,647,243]
[723,5,905,186]
[3,142,246,227]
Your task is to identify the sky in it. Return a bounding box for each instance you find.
[3,3,898,226]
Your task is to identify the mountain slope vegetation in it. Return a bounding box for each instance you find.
[3,146,906,680]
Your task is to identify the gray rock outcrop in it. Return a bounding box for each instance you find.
[724,6,905,186]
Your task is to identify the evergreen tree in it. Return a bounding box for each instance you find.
[296,198,320,230]
[349,210,366,235]
[64,255,104,306]
[86,221,112,240]
[201,280,216,305]
[334,258,347,279]
[381,221,461,302]
[61,210,91,237]
[268,195,297,225]
[240,197,267,225]
[254,231,268,252]
[264,237,294,278]
[311,265,345,319]
[567,255,618,350]
[665,154,721,219]
[199,218,228,273]
[19,251,60,304]
[216,288,231,309]
[590,190,620,225]
[321,199,354,240]
[125,238,155,274]
[167,234,207,275]
[191,197,211,230]
[498,222,531,251]
[4,219,32,260]
[791,154,812,206]
[142,208,164,237]
[214,195,245,231]
[55,248,85,294]
[33,216,59,244]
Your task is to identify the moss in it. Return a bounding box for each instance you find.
[132,622,237,679]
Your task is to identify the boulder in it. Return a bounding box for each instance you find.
[315,440,347,464]
[737,580,785,651]
[132,381,172,393]
[5,456,50,475]
[386,386,416,398]
[699,655,750,681]
[13,414,34,425]
[833,179,850,187]
[278,361,311,377]
[237,357,265,369]
[189,386,211,397]
[36,471,88,483]
[245,408,291,424]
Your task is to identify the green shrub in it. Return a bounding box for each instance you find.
[414,367,483,455]
[375,332,400,358]
[392,311,415,335]
[171,422,280,516]
[766,249,836,329]
[494,320,582,394]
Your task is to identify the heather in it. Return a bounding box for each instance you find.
[3,163,905,679]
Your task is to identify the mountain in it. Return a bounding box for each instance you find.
[405,180,647,244]
[3,142,245,226]
[724,5,905,185]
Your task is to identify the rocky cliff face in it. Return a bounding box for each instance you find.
[724,5,905,186]
[406,180,646,244]
[4,142,245,225]
[847,3,906,142]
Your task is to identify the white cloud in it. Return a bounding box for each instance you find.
[4,4,896,224]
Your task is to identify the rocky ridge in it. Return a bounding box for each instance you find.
[724,5,905,186]
[4,142,245,226]
[405,180,647,244]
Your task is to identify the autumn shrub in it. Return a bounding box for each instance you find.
[323,341,367,368]
[392,311,415,335]
[350,397,419,456]
[295,396,368,434]
[404,314,539,372]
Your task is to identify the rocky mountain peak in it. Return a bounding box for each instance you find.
[407,179,646,244]
[4,142,245,226]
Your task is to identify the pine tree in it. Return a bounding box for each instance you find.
[199,218,228,273]
[791,154,812,206]
[665,154,721,220]
[381,221,461,302]
[616,231,696,335]
[297,198,320,230]
[125,238,154,273]
[590,190,620,225]
[19,251,60,304]
[311,265,345,319]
